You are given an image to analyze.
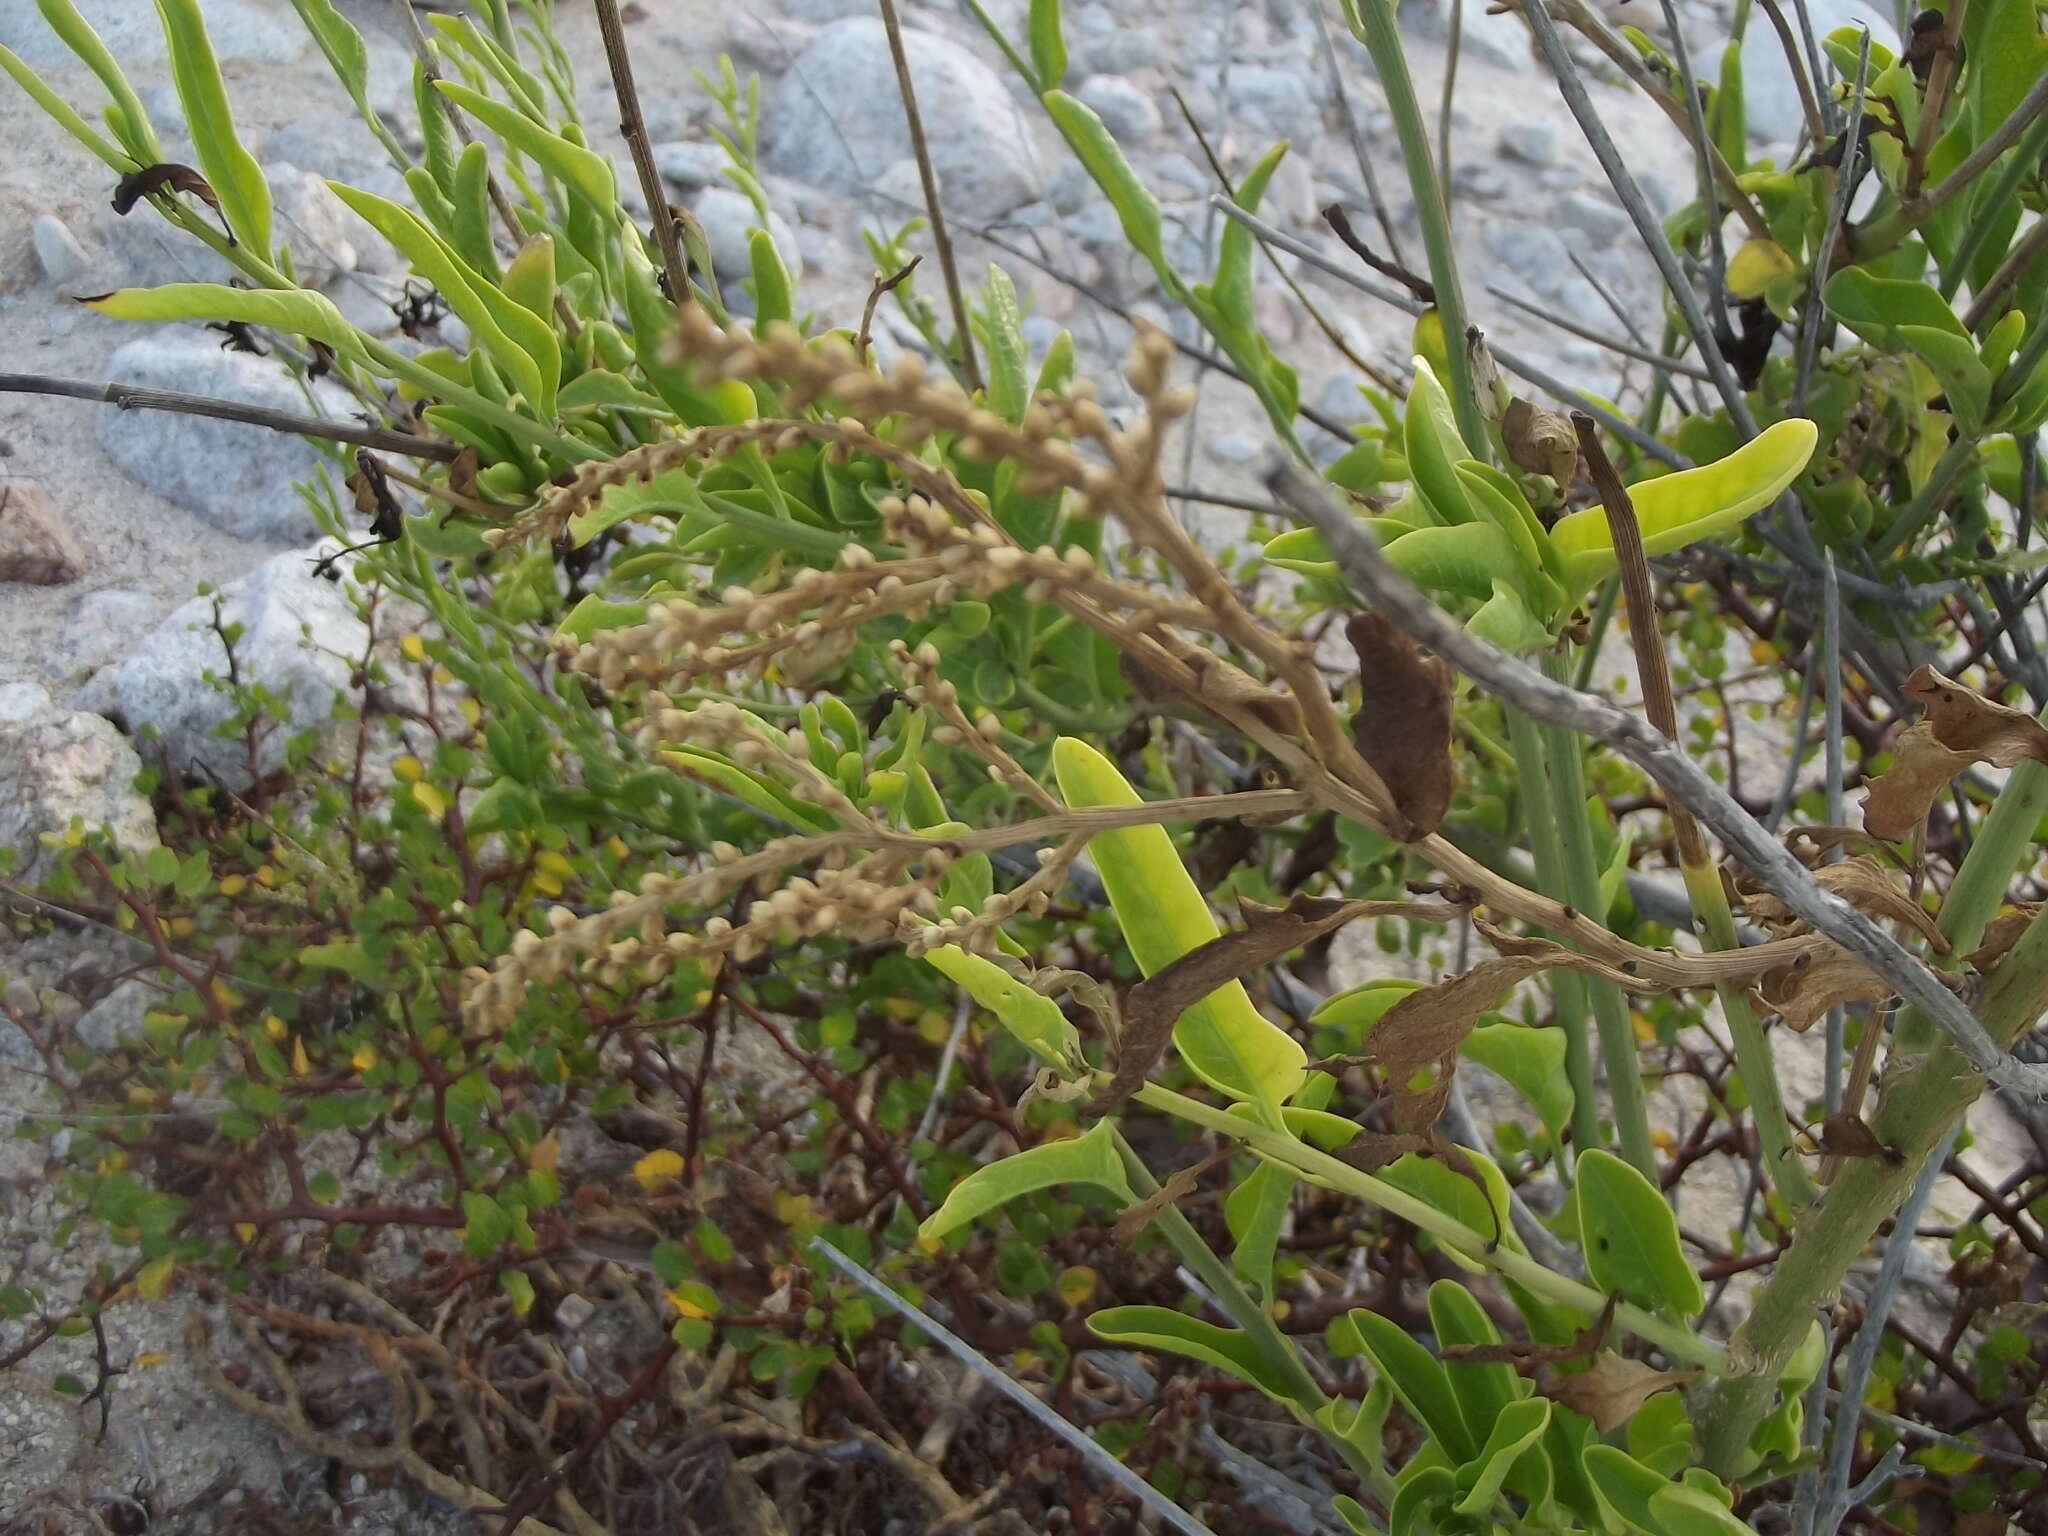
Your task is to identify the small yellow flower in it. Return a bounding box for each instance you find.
[351,1046,378,1073]
[234,1223,256,1243]
[392,755,425,783]
[1631,1013,1656,1043]
[400,633,428,664]
[262,1014,288,1041]
[217,873,247,897]
[132,1352,169,1369]
[632,1149,685,1190]
[291,1037,312,1077]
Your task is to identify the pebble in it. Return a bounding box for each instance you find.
[1496,121,1558,168]
[1076,75,1164,143]
[30,214,90,286]
[652,140,730,193]
[0,476,86,584]
[692,186,805,288]
[1205,432,1263,466]
[1558,189,1631,244]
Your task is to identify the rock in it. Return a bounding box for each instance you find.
[1205,432,1263,466]
[1740,0,1896,144]
[0,704,158,884]
[1072,23,1162,74]
[1076,75,1164,143]
[761,18,1044,221]
[264,164,369,287]
[139,82,186,139]
[1225,65,1325,145]
[1047,160,1096,216]
[1486,221,1572,297]
[1497,122,1558,168]
[1401,0,1530,68]
[30,214,90,285]
[75,542,368,791]
[0,0,305,67]
[779,0,874,19]
[74,979,152,1052]
[692,186,804,287]
[652,140,730,193]
[0,478,85,585]
[0,680,51,725]
[96,328,356,544]
[1453,162,1509,201]
[1558,189,1630,244]
[68,590,173,675]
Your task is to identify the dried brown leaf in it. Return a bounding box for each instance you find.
[1812,1111,1904,1165]
[1740,857,1947,952]
[1333,1127,1433,1172]
[1347,612,1455,841]
[1966,907,2039,972]
[112,162,220,217]
[1544,1352,1698,1432]
[1443,1294,1618,1368]
[1503,397,1580,488]
[1112,1147,1232,1244]
[1865,669,2048,840]
[1755,950,1893,1031]
[1371,953,1548,1088]
[1091,894,1453,1112]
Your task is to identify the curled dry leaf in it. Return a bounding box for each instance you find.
[1755,949,1894,1031]
[1346,612,1455,841]
[1966,906,2039,972]
[1112,1147,1233,1244]
[1090,892,1457,1112]
[1544,1351,1698,1432]
[111,163,234,244]
[1442,1294,1618,1369]
[1864,667,2048,840]
[1810,1111,1904,1166]
[349,452,404,543]
[1503,397,1580,489]
[1737,856,1948,953]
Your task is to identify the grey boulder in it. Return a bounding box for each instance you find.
[761,18,1044,221]
[76,542,368,791]
[96,327,356,544]
[0,687,159,885]
[0,0,304,67]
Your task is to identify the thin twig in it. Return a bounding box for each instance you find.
[856,257,922,368]
[594,0,691,320]
[1209,200,1687,467]
[1902,0,1969,199]
[1794,34,1870,414]
[1485,283,1717,380]
[1758,0,1828,149]
[1308,0,1409,269]
[810,1238,1223,1536]
[875,0,981,392]
[1,372,460,460]
[1266,458,2048,1102]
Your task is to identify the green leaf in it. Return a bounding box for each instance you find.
[919,945,1085,1072]
[1574,1148,1705,1316]
[0,39,130,170]
[1027,0,1066,89]
[328,182,559,420]
[657,746,838,832]
[1087,1306,1298,1400]
[80,282,359,353]
[1390,1465,1459,1536]
[289,0,375,126]
[1455,1396,1551,1515]
[749,227,793,334]
[1042,91,1166,275]
[460,1191,511,1259]
[1051,737,1306,1108]
[918,1121,1132,1243]
[1647,1480,1751,1536]
[975,263,1030,425]
[1376,1149,1519,1272]
[296,940,386,987]
[1403,359,1480,524]
[1212,142,1289,347]
[34,0,162,165]
[1429,1280,1523,1438]
[500,1269,536,1316]
[1346,1306,1476,1462]
[433,80,616,210]
[156,0,270,253]
[1223,1159,1295,1301]
[142,845,180,887]
[1460,1022,1573,1152]
[1584,1444,1672,1534]
[1547,418,1817,593]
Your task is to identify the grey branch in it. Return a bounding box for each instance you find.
[1264,458,2048,1103]
[0,373,459,461]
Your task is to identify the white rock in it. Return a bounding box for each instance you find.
[1558,189,1631,243]
[1740,0,1897,144]
[69,590,174,675]
[76,543,368,791]
[1497,122,1558,168]
[779,0,875,19]
[96,328,357,543]
[0,705,158,883]
[652,140,731,193]
[1205,432,1263,465]
[265,164,367,287]
[75,979,152,1052]
[0,680,52,725]
[692,186,805,287]
[0,0,305,67]
[1485,222,1572,297]
[1225,65,1326,145]
[1076,75,1164,143]
[761,18,1045,221]
[30,214,91,285]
